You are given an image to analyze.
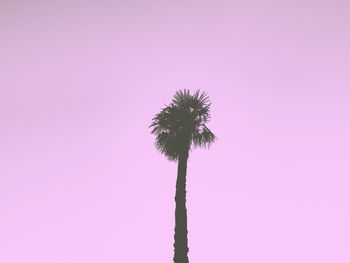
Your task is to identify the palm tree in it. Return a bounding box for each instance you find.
[150,89,216,263]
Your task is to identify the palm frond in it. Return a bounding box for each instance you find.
[192,125,216,148]
[150,89,216,161]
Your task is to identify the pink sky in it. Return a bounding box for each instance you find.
[1,1,350,262]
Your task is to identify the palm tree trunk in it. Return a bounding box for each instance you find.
[173,151,189,263]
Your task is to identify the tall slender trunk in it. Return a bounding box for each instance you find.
[173,151,189,263]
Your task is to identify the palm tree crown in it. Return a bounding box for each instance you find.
[150,89,216,161]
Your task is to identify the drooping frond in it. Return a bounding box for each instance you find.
[150,89,216,161]
[192,124,216,149]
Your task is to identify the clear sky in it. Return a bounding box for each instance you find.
[1,1,350,262]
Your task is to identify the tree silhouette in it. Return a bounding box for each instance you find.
[150,89,216,263]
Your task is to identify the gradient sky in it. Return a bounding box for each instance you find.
[1,1,350,262]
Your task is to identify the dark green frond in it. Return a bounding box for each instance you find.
[172,89,191,107]
[192,125,216,148]
[150,89,216,161]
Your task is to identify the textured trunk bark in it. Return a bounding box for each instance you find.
[173,151,189,263]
